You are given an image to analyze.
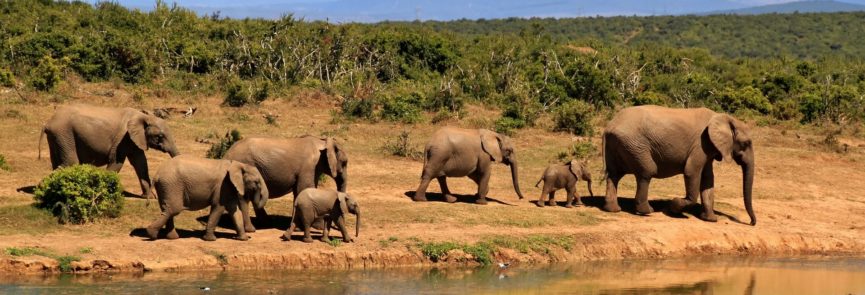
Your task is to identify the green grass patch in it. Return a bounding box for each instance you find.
[414,234,574,265]
[379,236,399,248]
[486,234,574,254]
[5,246,81,272]
[325,238,343,247]
[78,247,92,254]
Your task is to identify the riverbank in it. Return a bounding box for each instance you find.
[1,86,864,274]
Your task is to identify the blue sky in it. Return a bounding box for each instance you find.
[109,0,865,22]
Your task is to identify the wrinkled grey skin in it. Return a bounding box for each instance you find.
[146,155,268,241]
[534,160,594,208]
[40,104,180,199]
[282,188,360,243]
[223,136,348,233]
[603,105,756,225]
[413,127,525,205]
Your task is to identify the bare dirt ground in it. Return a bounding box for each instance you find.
[1,83,864,273]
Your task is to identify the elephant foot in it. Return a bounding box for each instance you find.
[412,194,428,202]
[537,201,545,207]
[145,227,159,240]
[302,237,314,243]
[547,201,556,207]
[475,198,488,205]
[280,233,291,241]
[636,202,654,215]
[602,202,622,213]
[564,204,573,208]
[444,194,457,203]
[343,237,354,243]
[668,198,692,214]
[166,230,179,240]
[202,233,217,241]
[236,234,250,241]
[700,211,718,222]
[245,225,257,233]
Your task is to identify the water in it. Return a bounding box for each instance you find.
[1,256,864,294]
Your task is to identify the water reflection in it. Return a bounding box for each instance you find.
[0,257,863,294]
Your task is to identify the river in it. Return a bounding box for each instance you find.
[1,256,864,294]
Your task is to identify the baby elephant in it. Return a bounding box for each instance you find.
[282,188,360,243]
[535,160,594,207]
[146,155,268,241]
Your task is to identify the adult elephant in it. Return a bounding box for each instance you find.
[602,105,756,225]
[41,104,180,199]
[413,127,525,204]
[223,135,348,232]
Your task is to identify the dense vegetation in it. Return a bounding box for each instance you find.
[1,1,864,135]
[34,164,124,224]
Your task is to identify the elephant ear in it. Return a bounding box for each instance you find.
[568,160,581,178]
[479,130,502,162]
[708,114,734,161]
[337,192,349,215]
[227,162,246,197]
[325,137,340,175]
[126,114,149,151]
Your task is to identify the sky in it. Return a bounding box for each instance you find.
[108,0,865,22]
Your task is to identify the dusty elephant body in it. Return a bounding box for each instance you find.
[413,127,525,204]
[146,155,268,241]
[223,136,348,232]
[41,104,180,199]
[535,160,594,207]
[602,105,756,225]
[282,188,360,243]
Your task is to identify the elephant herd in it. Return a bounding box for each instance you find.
[37,103,756,243]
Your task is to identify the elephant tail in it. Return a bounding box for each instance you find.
[38,126,46,160]
[600,134,608,182]
[534,177,543,188]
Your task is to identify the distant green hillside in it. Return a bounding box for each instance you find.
[707,0,865,15]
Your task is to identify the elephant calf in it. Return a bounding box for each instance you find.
[146,155,268,241]
[282,188,360,243]
[534,160,594,207]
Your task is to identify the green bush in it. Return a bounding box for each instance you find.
[0,154,10,171]
[715,86,773,115]
[556,140,597,161]
[494,117,525,136]
[380,96,423,123]
[339,97,376,121]
[222,80,269,107]
[29,55,63,91]
[553,100,595,136]
[382,130,424,160]
[34,165,124,224]
[799,93,825,123]
[206,129,242,159]
[0,69,14,87]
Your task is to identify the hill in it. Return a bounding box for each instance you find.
[705,0,865,15]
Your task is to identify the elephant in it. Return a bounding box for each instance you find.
[223,135,348,232]
[413,127,525,205]
[146,155,268,241]
[534,160,594,208]
[281,188,360,243]
[602,105,756,225]
[40,104,180,199]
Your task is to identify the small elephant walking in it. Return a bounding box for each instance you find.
[535,160,594,207]
[41,104,180,199]
[223,135,348,232]
[603,105,756,225]
[282,188,360,243]
[146,155,268,241]
[413,127,524,204]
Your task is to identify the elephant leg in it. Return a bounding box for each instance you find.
[603,174,623,212]
[282,218,298,241]
[437,176,457,203]
[321,219,332,242]
[127,151,153,199]
[671,173,701,214]
[227,205,249,241]
[473,170,491,205]
[146,211,177,240]
[203,206,226,241]
[106,151,126,172]
[48,133,78,168]
[335,216,353,243]
[238,199,256,233]
[548,190,557,207]
[565,185,577,208]
[414,174,434,202]
[699,165,718,222]
[165,216,179,240]
[635,176,654,215]
[538,187,549,207]
[302,217,315,243]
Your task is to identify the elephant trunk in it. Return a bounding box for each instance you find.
[336,172,347,192]
[509,160,525,199]
[354,208,360,238]
[743,159,756,226]
[166,142,180,158]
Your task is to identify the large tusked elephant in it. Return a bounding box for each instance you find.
[41,104,179,199]
[223,135,348,232]
[146,155,268,241]
[413,127,524,204]
[602,105,756,225]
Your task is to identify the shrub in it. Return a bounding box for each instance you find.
[715,86,772,115]
[556,140,597,161]
[553,100,595,136]
[206,129,242,159]
[382,131,424,160]
[223,81,247,107]
[338,97,376,121]
[799,93,825,123]
[34,165,124,224]
[29,55,63,91]
[0,68,14,87]
[494,116,525,136]
[0,154,10,171]
[380,96,423,123]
